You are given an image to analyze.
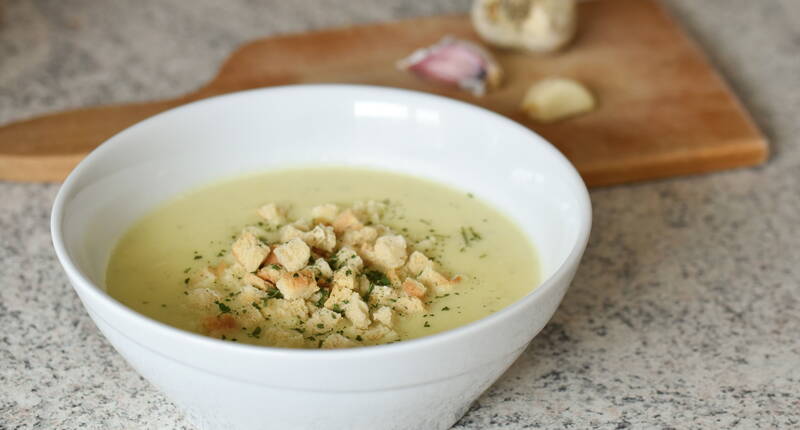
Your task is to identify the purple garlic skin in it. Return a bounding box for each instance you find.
[397,36,503,96]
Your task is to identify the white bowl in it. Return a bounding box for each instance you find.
[51,85,591,430]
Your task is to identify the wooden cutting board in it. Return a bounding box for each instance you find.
[0,0,767,186]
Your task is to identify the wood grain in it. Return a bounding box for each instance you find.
[0,0,767,185]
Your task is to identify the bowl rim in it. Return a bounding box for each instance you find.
[51,84,592,360]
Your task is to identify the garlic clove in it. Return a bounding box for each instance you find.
[521,77,596,123]
[398,36,503,96]
[472,0,577,53]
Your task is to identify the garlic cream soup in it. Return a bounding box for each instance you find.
[106,168,539,348]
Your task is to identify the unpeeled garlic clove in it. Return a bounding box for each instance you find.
[397,36,503,97]
[471,0,577,53]
[521,77,595,123]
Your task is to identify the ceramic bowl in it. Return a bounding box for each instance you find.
[51,85,591,430]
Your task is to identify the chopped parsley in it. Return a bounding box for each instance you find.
[215,301,231,314]
[193,255,203,260]
[460,226,482,248]
[316,289,331,307]
[250,326,262,338]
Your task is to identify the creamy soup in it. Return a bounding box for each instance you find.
[106,168,539,348]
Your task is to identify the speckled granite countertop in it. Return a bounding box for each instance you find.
[1,1,799,428]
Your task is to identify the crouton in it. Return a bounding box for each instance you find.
[332,209,364,234]
[343,291,371,329]
[372,306,394,327]
[311,203,339,224]
[292,217,314,231]
[334,247,364,272]
[188,267,216,289]
[279,225,306,243]
[324,268,357,309]
[353,200,387,224]
[374,235,407,269]
[186,288,221,313]
[276,269,319,300]
[201,314,238,336]
[232,285,267,308]
[402,278,427,298]
[369,285,399,307]
[273,238,311,272]
[256,203,286,226]
[385,268,402,286]
[357,275,371,297]
[259,298,309,329]
[405,251,433,276]
[231,232,270,272]
[305,308,341,334]
[418,266,455,296]
[325,284,354,311]
[311,258,333,280]
[321,333,357,349]
[260,326,307,348]
[361,324,399,343]
[341,226,378,247]
[394,296,426,315]
[243,272,270,290]
[256,264,284,284]
[304,225,337,252]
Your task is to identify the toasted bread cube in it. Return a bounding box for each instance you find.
[311,258,333,280]
[279,224,306,243]
[217,263,249,289]
[334,247,364,272]
[321,333,357,349]
[304,225,336,252]
[305,308,341,334]
[273,238,311,272]
[374,235,407,269]
[372,306,394,327]
[232,232,270,273]
[361,323,399,343]
[186,288,221,313]
[341,226,378,247]
[276,269,319,300]
[418,266,455,296]
[232,285,267,307]
[311,203,339,224]
[402,278,427,298]
[343,291,371,329]
[188,267,216,289]
[325,284,354,310]
[332,209,364,234]
[405,251,433,276]
[243,273,270,290]
[369,285,399,307]
[332,267,358,290]
[260,298,309,328]
[385,268,402,286]
[261,326,307,348]
[292,217,314,231]
[256,264,284,284]
[353,200,387,224]
[256,203,287,226]
[394,296,426,315]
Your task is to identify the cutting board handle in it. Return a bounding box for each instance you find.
[0,98,189,182]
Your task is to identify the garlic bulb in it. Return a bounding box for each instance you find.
[471,0,577,53]
[397,36,503,97]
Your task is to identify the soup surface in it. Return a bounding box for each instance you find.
[106,167,539,348]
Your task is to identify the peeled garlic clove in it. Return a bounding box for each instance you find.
[397,36,503,96]
[521,77,595,123]
[472,0,577,53]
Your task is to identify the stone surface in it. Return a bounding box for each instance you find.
[1,0,799,428]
